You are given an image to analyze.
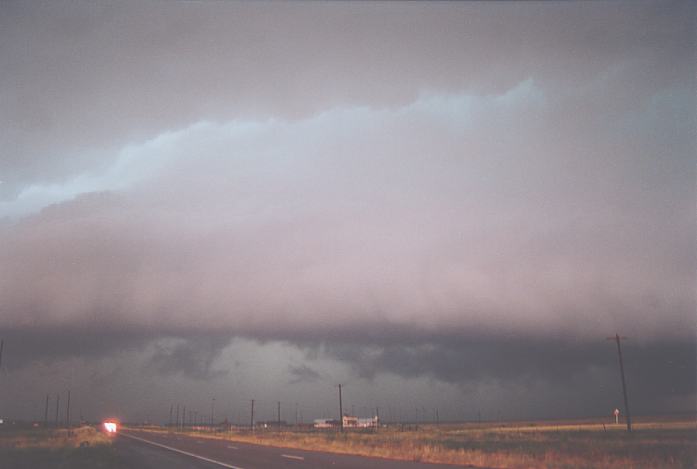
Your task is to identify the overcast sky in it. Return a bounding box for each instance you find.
[0,1,695,424]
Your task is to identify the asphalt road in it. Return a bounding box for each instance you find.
[117,429,474,469]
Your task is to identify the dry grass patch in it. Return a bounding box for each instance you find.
[0,426,111,449]
[0,426,123,469]
[139,420,696,468]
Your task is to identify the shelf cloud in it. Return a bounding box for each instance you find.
[0,0,694,422]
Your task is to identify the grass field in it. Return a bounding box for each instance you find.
[143,418,697,468]
[0,425,123,469]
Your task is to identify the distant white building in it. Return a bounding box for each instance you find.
[342,415,378,428]
[314,415,378,429]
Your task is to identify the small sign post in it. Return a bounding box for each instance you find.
[613,408,620,425]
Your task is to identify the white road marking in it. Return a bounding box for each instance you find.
[281,454,305,461]
[227,445,238,449]
[120,432,245,469]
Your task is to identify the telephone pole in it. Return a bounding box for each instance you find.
[607,333,632,432]
[169,404,173,428]
[250,399,255,432]
[55,393,60,427]
[337,384,344,432]
[277,401,281,432]
[66,390,71,430]
[44,394,49,427]
[210,398,215,430]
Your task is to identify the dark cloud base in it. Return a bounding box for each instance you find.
[2,325,694,418]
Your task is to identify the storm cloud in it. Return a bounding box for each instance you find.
[1,87,693,341]
[0,0,694,422]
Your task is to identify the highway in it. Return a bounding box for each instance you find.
[117,429,474,469]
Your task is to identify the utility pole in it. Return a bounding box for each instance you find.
[169,404,173,428]
[182,406,186,431]
[250,399,255,432]
[210,398,215,430]
[435,408,439,425]
[337,384,343,432]
[66,390,71,430]
[295,403,299,427]
[176,404,180,431]
[607,333,632,432]
[277,401,281,432]
[44,394,49,427]
[55,393,60,428]
[0,339,4,372]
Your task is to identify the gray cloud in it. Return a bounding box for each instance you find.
[288,364,322,385]
[148,335,231,380]
[1,1,693,196]
[316,337,696,406]
[0,86,693,341]
[0,1,694,422]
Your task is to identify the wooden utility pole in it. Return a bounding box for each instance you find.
[44,394,49,427]
[277,401,281,432]
[607,334,632,432]
[210,398,215,430]
[250,400,255,432]
[337,384,343,432]
[66,390,71,429]
[169,404,173,428]
[0,339,4,371]
[55,393,60,427]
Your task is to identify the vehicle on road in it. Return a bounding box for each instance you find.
[102,418,120,435]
